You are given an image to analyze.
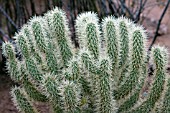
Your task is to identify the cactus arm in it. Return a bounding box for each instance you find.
[23,78,47,102]
[130,46,167,113]
[11,86,38,113]
[102,17,119,77]
[30,17,47,52]
[97,59,117,113]
[71,61,80,81]
[85,23,100,59]
[60,81,80,113]
[160,79,170,113]
[117,18,131,85]
[43,75,63,113]
[76,12,101,59]
[16,34,30,59]
[46,8,73,66]
[115,29,146,100]
[45,40,59,75]
[22,25,42,64]
[2,42,22,82]
[25,58,43,83]
[118,19,129,68]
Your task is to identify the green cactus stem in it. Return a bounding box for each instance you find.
[11,86,38,113]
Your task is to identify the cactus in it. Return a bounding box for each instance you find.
[2,7,170,113]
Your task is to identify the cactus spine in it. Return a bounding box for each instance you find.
[3,7,170,113]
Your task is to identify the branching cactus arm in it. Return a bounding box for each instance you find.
[45,8,73,66]
[43,75,63,113]
[102,16,119,77]
[21,25,42,64]
[2,42,22,82]
[114,26,147,100]
[75,12,101,59]
[130,46,168,113]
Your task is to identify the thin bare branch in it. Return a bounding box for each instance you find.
[134,0,147,22]
[0,5,18,30]
[149,0,170,51]
[119,0,134,20]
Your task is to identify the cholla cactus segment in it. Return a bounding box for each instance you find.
[11,86,38,113]
[22,25,35,53]
[81,52,98,74]
[46,7,73,66]
[130,46,167,113]
[45,40,59,75]
[161,79,170,113]
[43,75,63,113]
[60,81,80,113]
[131,30,145,69]
[25,58,43,83]
[75,12,99,46]
[2,42,22,82]
[30,17,47,52]
[2,42,15,60]
[16,34,30,58]
[76,12,100,59]
[97,59,117,113]
[85,23,100,59]
[102,17,119,71]
[22,25,42,64]
[67,59,80,81]
[23,79,47,102]
[7,60,21,82]
[118,19,130,68]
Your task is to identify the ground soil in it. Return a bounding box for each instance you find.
[0,1,170,113]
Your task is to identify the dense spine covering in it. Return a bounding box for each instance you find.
[46,8,73,66]
[45,40,59,74]
[43,75,63,113]
[117,19,130,85]
[23,79,47,102]
[97,59,117,113]
[160,79,170,113]
[102,17,119,77]
[16,34,30,58]
[118,20,129,68]
[130,46,168,113]
[31,17,47,52]
[114,28,146,100]
[3,7,170,113]
[22,25,42,64]
[61,81,80,113]
[26,58,43,83]
[76,12,101,59]
[11,87,38,113]
[2,42,22,82]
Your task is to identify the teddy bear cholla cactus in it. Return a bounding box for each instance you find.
[2,7,170,113]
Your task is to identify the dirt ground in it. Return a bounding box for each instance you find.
[0,2,170,113]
